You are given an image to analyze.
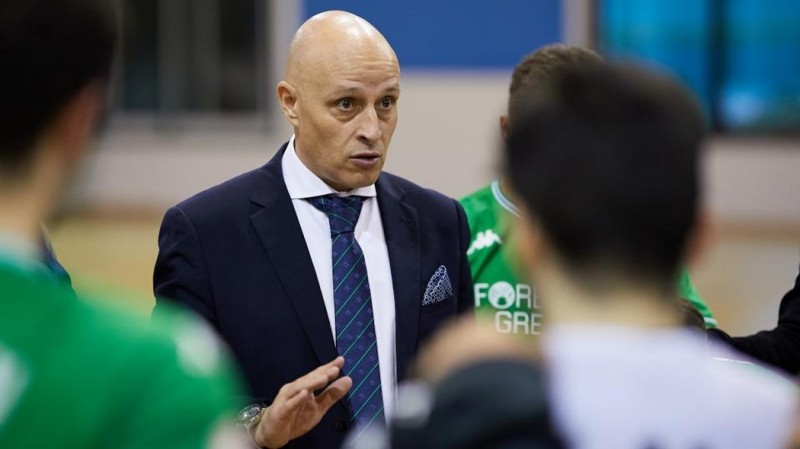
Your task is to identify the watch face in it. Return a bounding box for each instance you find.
[237,404,263,424]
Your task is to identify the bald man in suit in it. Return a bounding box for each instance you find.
[154,11,473,448]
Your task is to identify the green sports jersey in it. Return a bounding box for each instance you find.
[0,262,246,449]
[460,181,716,335]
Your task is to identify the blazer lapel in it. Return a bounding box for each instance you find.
[376,175,421,382]
[249,145,339,367]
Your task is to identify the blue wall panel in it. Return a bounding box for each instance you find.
[302,0,562,69]
[598,0,714,118]
[598,0,800,132]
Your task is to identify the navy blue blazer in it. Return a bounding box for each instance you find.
[153,143,474,448]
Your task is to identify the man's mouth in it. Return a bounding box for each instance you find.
[350,153,381,167]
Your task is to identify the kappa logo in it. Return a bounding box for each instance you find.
[467,230,502,255]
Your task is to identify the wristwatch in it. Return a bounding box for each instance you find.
[236,403,266,437]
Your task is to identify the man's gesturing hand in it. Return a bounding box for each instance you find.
[254,356,352,448]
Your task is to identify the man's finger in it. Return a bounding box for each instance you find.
[315,376,353,411]
[279,356,346,400]
[303,356,345,385]
[328,356,345,370]
[277,388,310,416]
[286,373,330,400]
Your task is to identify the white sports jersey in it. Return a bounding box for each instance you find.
[543,325,798,449]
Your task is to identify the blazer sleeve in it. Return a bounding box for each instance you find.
[455,199,475,315]
[708,261,800,375]
[153,206,217,327]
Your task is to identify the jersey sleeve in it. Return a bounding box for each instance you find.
[113,309,247,449]
[678,268,717,328]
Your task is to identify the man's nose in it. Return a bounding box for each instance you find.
[357,106,381,144]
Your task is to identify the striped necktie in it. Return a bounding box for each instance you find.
[307,194,385,433]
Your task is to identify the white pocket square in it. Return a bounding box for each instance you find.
[422,265,453,306]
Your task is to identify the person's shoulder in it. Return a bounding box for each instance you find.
[0,269,78,334]
[1,272,241,398]
[65,289,242,445]
[174,144,287,214]
[175,166,266,214]
[379,171,457,209]
[708,349,797,401]
[78,288,243,403]
[459,183,494,206]
[459,183,496,224]
[704,340,798,429]
[73,288,208,358]
[390,359,563,449]
[704,353,798,447]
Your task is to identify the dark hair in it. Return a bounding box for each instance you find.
[505,63,705,293]
[508,44,602,123]
[0,0,118,173]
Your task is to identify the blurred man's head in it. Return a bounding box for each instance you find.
[505,63,705,298]
[501,44,601,140]
[277,11,400,192]
[0,0,117,184]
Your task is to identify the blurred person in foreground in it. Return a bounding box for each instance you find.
[376,320,564,449]
[460,44,716,336]
[482,47,800,378]
[503,62,797,448]
[393,63,800,448]
[0,1,347,447]
[153,9,473,448]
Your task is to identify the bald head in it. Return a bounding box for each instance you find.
[285,11,398,84]
[276,11,401,192]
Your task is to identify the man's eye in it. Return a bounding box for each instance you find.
[337,98,353,110]
[379,98,394,109]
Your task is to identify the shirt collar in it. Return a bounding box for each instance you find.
[282,135,377,199]
[491,179,519,217]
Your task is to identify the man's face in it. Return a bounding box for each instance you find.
[290,51,400,192]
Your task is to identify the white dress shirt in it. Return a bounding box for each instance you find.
[282,136,397,419]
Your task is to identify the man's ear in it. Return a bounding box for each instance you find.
[276,81,300,127]
[499,115,510,141]
[50,82,108,165]
[684,208,713,269]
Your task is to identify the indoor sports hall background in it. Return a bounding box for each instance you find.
[52,0,800,335]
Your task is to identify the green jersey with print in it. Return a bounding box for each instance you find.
[460,181,716,335]
[0,264,246,449]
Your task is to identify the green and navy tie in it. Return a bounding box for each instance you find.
[308,194,385,432]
